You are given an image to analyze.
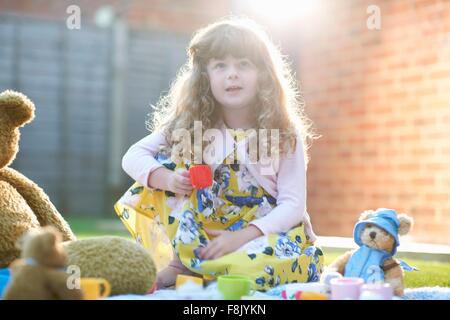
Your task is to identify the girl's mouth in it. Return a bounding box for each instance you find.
[226,86,243,92]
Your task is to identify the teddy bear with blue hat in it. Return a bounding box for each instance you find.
[322,208,416,296]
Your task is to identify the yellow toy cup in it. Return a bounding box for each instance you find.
[80,278,111,300]
[217,275,255,300]
[176,275,204,289]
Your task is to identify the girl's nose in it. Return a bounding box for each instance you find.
[227,66,239,79]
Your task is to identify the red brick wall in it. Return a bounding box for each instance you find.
[296,0,450,244]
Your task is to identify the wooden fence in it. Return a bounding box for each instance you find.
[0,14,188,216]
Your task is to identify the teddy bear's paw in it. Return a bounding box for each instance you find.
[320,270,343,285]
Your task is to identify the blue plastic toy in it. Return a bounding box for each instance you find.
[0,268,11,299]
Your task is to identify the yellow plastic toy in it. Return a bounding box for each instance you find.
[295,291,328,300]
[176,274,203,289]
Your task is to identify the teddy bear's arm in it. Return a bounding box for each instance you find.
[383,258,405,296]
[0,167,76,241]
[46,271,84,300]
[0,181,42,268]
[328,250,353,275]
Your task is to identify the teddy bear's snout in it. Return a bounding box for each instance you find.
[369,231,377,239]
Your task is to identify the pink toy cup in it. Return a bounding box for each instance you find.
[330,277,364,300]
[360,283,393,300]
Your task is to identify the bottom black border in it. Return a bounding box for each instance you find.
[1,299,446,318]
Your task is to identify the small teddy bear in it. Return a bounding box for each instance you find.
[323,208,414,296]
[3,226,84,300]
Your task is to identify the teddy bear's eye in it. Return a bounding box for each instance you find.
[366,223,373,228]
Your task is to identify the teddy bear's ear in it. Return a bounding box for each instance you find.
[42,232,58,249]
[15,229,39,250]
[398,213,414,235]
[41,226,62,245]
[359,210,375,221]
[0,90,35,128]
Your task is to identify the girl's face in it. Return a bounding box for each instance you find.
[206,55,259,112]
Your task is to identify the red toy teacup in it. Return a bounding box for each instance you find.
[189,165,212,189]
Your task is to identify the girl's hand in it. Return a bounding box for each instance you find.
[167,169,193,196]
[200,225,263,260]
[199,228,247,260]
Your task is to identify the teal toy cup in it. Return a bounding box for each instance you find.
[217,275,255,300]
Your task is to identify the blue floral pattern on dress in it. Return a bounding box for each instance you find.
[307,263,320,282]
[226,219,246,231]
[275,236,301,259]
[176,210,200,244]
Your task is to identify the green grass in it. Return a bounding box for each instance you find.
[67,217,450,289]
[67,217,132,240]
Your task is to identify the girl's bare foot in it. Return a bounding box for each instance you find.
[155,257,199,289]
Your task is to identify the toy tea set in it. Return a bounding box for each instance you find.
[274,276,394,300]
[175,274,258,300]
[173,273,396,300]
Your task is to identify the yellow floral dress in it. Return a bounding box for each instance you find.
[114,129,324,291]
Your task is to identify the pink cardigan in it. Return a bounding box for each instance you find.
[121,121,317,242]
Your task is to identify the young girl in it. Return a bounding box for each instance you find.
[115,18,324,291]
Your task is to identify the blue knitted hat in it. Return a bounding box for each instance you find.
[353,208,401,255]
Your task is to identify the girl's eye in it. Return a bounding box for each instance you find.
[214,62,226,69]
[239,60,251,68]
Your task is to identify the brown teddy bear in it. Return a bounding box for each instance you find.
[0,90,76,268]
[3,226,84,300]
[0,90,156,296]
[323,208,414,296]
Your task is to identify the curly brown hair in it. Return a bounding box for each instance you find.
[147,17,318,164]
